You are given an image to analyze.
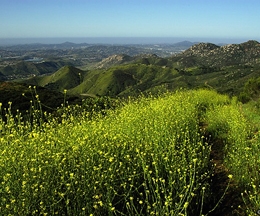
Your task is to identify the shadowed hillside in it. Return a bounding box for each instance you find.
[0,81,81,114]
[24,66,87,92]
[0,61,65,78]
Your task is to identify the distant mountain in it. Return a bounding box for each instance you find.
[14,40,260,99]
[93,53,170,70]
[1,41,196,51]
[183,42,220,56]
[95,54,134,69]
[0,41,199,81]
[177,40,260,67]
[1,42,90,51]
[172,40,197,48]
[216,43,228,46]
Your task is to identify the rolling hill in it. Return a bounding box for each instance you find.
[174,40,260,67]
[23,65,87,92]
[12,40,260,99]
[0,60,66,79]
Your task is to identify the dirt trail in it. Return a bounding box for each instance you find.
[201,130,245,215]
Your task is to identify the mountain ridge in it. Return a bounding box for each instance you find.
[178,40,260,67]
[24,65,87,92]
[7,39,260,100]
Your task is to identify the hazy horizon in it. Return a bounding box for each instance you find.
[0,36,258,46]
[1,0,259,45]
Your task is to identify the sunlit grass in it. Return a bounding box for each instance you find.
[205,98,260,214]
[1,88,260,215]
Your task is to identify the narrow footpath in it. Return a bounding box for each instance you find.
[202,128,245,215]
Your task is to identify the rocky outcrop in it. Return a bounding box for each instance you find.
[179,40,260,67]
[96,54,133,69]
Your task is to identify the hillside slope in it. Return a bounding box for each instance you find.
[0,81,64,112]
[24,66,87,92]
[18,40,260,97]
[174,40,260,67]
[0,61,65,77]
[72,40,260,96]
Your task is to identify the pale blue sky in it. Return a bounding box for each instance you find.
[0,0,259,43]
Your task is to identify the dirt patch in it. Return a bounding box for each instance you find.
[202,131,245,215]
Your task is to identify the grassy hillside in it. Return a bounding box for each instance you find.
[72,62,260,97]
[21,61,260,98]
[0,61,65,76]
[69,64,178,96]
[0,81,81,115]
[1,89,260,215]
[24,66,87,92]
[70,67,138,96]
[16,40,260,99]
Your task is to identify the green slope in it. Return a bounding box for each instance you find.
[69,66,138,96]
[0,61,64,76]
[0,81,66,113]
[23,66,86,92]
[18,40,260,98]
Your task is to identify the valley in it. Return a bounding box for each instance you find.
[2,40,260,98]
[0,41,194,80]
[1,40,260,113]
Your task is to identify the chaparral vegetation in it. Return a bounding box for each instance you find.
[0,88,260,215]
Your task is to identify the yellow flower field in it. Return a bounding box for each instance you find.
[0,89,259,215]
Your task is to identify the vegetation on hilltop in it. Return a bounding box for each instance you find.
[178,40,260,67]
[1,42,191,80]
[0,40,259,121]
[24,66,87,92]
[0,61,66,78]
[14,40,260,99]
[239,77,260,103]
[0,81,81,116]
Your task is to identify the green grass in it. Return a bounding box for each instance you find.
[23,66,86,92]
[204,98,260,214]
[1,89,260,215]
